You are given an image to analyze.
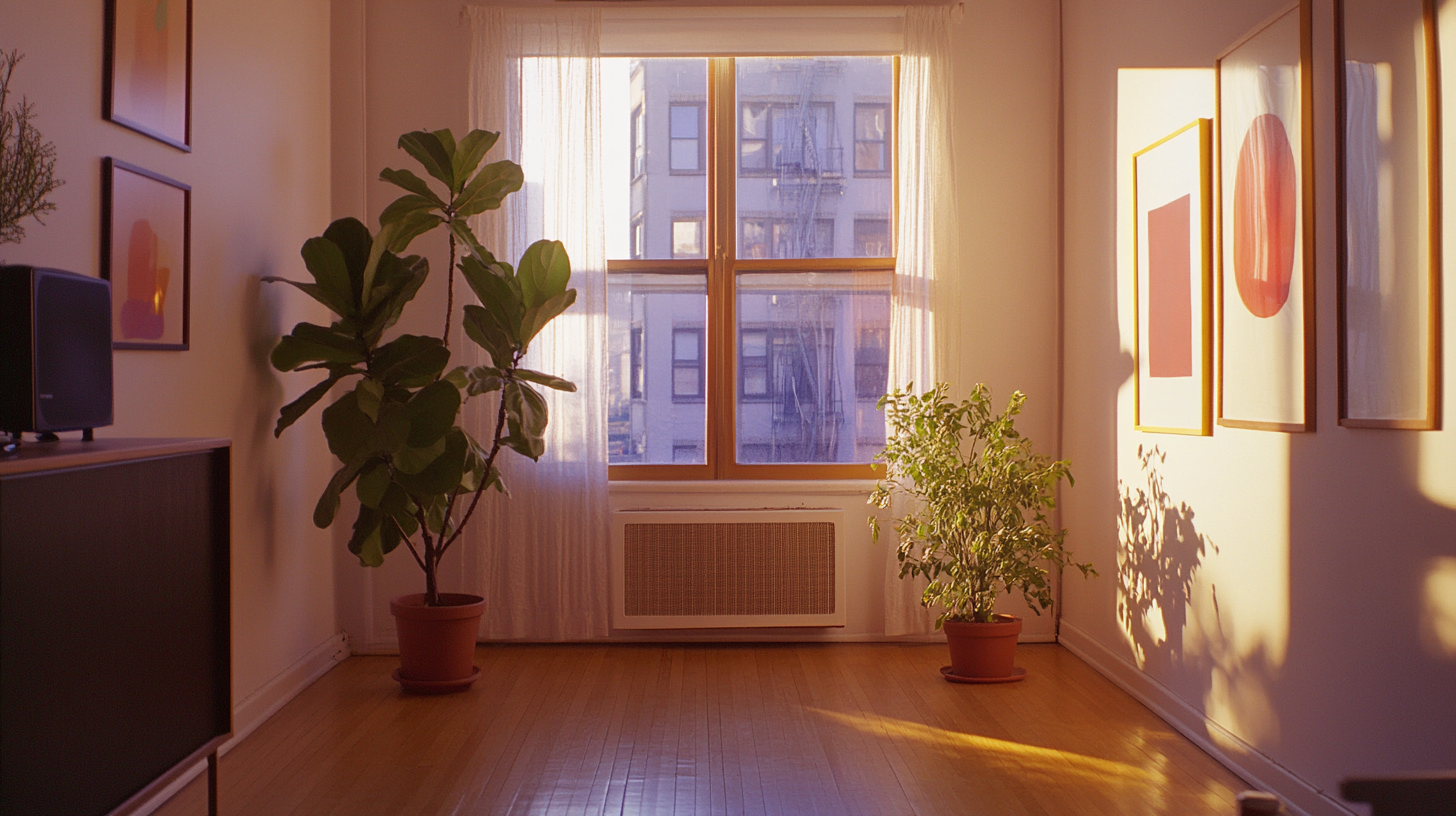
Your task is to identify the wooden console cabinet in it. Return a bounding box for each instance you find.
[0,438,231,816]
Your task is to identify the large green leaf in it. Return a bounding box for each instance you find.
[348,507,385,567]
[452,129,500,186]
[378,192,439,228]
[314,457,368,528]
[299,237,357,317]
[465,365,503,396]
[514,368,576,392]
[393,435,447,475]
[271,324,367,371]
[359,254,428,341]
[454,160,524,218]
[354,378,384,422]
[321,391,375,462]
[259,276,334,313]
[321,217,373,295]
[518,288,577,345]
[462,305,516,369]
[398,130,455,191]
[394,428,468,495]
[385,210,444,254]
[372,334,449,387]
[274,372,348,437]
[448,219,491,263]
[502,381,548,461]
[321,391,409,462]
[356,461,391,508]
[459,256,524,338]
[515,239,570,309]
[378,168,446,209]
[405,379,461,448]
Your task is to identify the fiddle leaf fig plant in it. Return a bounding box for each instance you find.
[869,383,1094,626]
[264,128,575,606]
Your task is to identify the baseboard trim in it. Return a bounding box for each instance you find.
[349,631,1055,651]
[1056,621,1357,816]
[131,631,351,815]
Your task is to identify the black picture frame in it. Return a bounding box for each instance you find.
[103,0,193,151]
[101,158,191,351]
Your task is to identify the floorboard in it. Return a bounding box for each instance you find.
[153,643,1245,816]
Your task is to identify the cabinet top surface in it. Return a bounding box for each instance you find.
[0,438,231,477]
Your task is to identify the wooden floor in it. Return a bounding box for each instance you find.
[155,643,1245,816]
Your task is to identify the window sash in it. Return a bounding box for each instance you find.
[608,57,897,481]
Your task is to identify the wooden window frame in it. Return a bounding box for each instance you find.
[609,57,898,481]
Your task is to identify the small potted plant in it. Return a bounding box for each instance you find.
[870,383,1093,683]
[265,128,576,693]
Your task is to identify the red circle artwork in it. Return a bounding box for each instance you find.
[1232,113,1297,318]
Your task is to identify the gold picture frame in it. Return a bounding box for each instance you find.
[1133,119,1214,436]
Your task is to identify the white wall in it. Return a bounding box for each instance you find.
[331,0,1067,646]
[1059,1,1456,814]
[3,0,340,723]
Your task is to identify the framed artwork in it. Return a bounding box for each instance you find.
[1134,120,1214,435]
[1216,2,1316,432]
[1336,0,1442,429]
[102,158,191,350]
[104,0,192,151]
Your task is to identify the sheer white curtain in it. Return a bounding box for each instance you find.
[462,7,609,640]
[884,4,961,636]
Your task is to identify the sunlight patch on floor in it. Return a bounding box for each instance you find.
[809,708,1167,789]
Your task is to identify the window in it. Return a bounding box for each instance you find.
[854,103,891,175]
[671,327,704,401]
[671,216,704,258]
[739,101,837,177]
[630,214,645,260]
[669,103,703,173]
[739,217,834,259]
[855,327,890,399]
[853,218,891,258]
[630,104,646,179]
[629,326,645,399]
[606,56,895,479]
[740,329,769,398]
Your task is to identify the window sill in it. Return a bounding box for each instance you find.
[609,479,877,496]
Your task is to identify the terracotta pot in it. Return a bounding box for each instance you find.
[389,593,486,694]
[942,614,1023,680]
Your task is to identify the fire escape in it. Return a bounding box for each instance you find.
[766,59,844,462]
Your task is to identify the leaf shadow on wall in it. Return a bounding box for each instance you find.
[1117,444,1283,747]
[236,270,285,567]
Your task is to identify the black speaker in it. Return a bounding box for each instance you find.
[0,265,114,437]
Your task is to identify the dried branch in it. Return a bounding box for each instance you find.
[0,50,64,245]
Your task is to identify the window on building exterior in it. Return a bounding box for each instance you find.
[669,103,703,173]
[630,214,645,260]
[855,327,890,399]
[630,104,647,180]
[605,56,895,478]
[671,327,704,401]
[853,218,891,258]
[671,217,704,259]
[854,103,891,175]
[629,326,645,399]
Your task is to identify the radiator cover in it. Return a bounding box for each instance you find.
[612,509,846,629]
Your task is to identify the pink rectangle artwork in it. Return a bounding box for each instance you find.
[1148,194,1193,378]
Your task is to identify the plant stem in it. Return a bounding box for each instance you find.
[443,229,457,349]
[434,360,515,563]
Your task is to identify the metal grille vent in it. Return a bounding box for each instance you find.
[623,522,835,617]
